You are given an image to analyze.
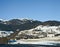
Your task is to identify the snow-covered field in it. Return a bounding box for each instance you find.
[9,39,60,45]
[8,37,60,45]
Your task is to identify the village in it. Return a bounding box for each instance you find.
[15,25,60,39]
[7,25,60,44]
[0,25,60,44]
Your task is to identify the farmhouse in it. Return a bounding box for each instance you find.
[47,33,54,37]
[0,31,13,37]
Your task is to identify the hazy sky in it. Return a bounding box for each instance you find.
[0,0,60,21]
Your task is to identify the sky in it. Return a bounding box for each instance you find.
[0,0,60,21]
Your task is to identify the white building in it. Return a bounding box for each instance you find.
[0,31,14,37]
[47,33,54,37]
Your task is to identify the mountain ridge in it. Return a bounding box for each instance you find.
[0,19,60,31]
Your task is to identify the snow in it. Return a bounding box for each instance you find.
[0,19,8,21]
[8,25,60,44]
[8,40,60,45]
[0,31,14,37]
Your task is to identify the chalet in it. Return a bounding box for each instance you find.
[55,33,60,37]
[37,32,47,38]
[0,31,13,37]
[47,33,54,37]
[46,29,55,37]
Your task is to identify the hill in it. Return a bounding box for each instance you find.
[0,19,60,31]
[0,19,42,31]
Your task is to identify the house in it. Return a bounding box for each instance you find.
[0,31,14,37]
[55,33,60,37]
[38,34,46,38]
[47,33,55,37]
[0,31,7,37]
[38,32,47,38]
[46,29,55,37]
[47,31,55,37]
[32,31,47,38]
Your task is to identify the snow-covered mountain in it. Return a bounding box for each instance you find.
[0,19,41,31]
[0,19,60,31]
